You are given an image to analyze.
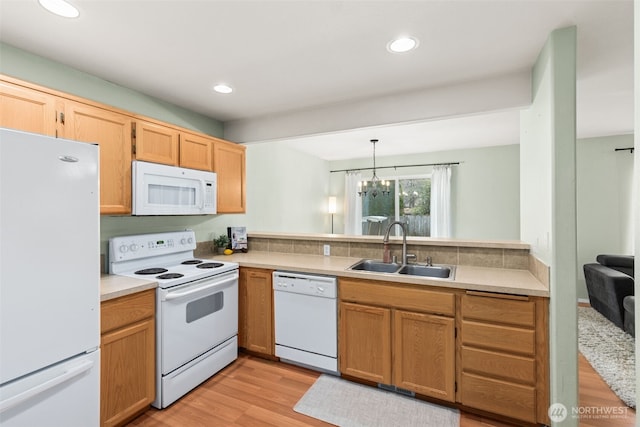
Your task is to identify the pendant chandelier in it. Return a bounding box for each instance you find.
[358,139,390,198]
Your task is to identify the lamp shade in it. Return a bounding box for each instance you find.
[328,196,337,214]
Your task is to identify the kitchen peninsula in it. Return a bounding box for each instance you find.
[103,232,550,426]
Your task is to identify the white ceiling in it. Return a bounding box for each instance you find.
[0,0,634,160]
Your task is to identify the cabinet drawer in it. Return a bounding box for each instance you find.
[101,289,155,334]
[339,279,455,316]
[462,293,535,327]
[461,372,536,423]
[461,346,535,384]
[462,320,535,356]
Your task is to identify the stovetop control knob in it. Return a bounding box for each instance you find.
[129,243,139,252]
[119,244,128,253]
[180,238,187,245]
[188,237,194,244]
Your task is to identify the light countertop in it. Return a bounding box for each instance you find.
[209,251,549,297]
[100,251,548,301]
[100,274,157,302]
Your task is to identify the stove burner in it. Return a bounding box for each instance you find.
[135,268,168,275]
[196,262,224,269]
[181,260,204,265]
[156,273,184,280]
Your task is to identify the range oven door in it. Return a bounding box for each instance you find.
[158,270,238,375]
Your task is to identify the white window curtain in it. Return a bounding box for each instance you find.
[430,165,452,238]
[344,171,363,235]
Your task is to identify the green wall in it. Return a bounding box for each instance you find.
[329,144,521,240]
[0,43,224,137]
[0,43,232,262]
[576,134,634,300]
[521,26,578,425]
[244,142,330,233]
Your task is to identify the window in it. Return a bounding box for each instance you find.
[361,175,431,237]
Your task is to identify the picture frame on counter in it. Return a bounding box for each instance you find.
[228,227,248,252]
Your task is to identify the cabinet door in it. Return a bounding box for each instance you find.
[180,132,213,171]
[101,317,155,427]
[64,101,133,214]
[339,302,391,384]
[213,140,246,213]
[393,310,455,401]
[134,120,179,166]
[0,81,57,136]
[238,268,273,355]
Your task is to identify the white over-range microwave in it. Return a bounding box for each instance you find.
[132,161,216,215]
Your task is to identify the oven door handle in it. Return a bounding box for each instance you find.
[163,275,236,302]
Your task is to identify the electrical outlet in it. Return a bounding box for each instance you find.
[323,244,330,256]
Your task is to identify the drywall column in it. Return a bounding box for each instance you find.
[634,0,639,411]
[520,26,577,426]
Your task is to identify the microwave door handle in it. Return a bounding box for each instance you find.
[199,179,205,210]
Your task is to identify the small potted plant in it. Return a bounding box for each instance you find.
[213,234,229,254]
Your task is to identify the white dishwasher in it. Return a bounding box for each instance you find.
[273,271,338,374]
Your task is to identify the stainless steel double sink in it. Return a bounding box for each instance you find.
[347,259,456,280]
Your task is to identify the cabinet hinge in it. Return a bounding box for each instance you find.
[454,327,457,338]
[132,144,136,155]
[455,381,458,393]
[59,112,65,125]
[131,122,136,139]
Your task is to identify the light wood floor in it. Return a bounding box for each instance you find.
[128,352,635,427]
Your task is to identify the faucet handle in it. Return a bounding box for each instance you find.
[425,256,433,266]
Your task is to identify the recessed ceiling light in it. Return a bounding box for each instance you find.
[213,84,233,94]
[387,36,419,53]
[38,0,79,18]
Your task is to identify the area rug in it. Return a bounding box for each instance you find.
[578,306,636,408]
[294,374,459,427]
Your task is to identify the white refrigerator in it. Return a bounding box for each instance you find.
[0,128,100,426]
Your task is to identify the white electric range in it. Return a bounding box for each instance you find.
[109,230,239,409]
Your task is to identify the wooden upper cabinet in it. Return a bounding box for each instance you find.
[213,139,246,213]
[63,101,133,214]
[180,132,214,171]
[134,120,179,166]
[0,80,57,136]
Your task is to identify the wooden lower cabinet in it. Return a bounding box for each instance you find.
[459,291,549,424]
[394,310,455,401]
[100,290,155,427]
[339,302,391,384]
[338,278,456,402]
[238,267,274,356]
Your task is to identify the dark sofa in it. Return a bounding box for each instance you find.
[583,255,634,333]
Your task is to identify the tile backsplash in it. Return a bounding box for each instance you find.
[246,236,533,271]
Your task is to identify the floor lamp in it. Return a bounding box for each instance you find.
[328,196,337,233]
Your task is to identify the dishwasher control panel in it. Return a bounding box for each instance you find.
[273,272,337,298]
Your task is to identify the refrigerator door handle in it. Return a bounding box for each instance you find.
[0,359,94,414]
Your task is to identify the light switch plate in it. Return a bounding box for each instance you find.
[323,244,330,256]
